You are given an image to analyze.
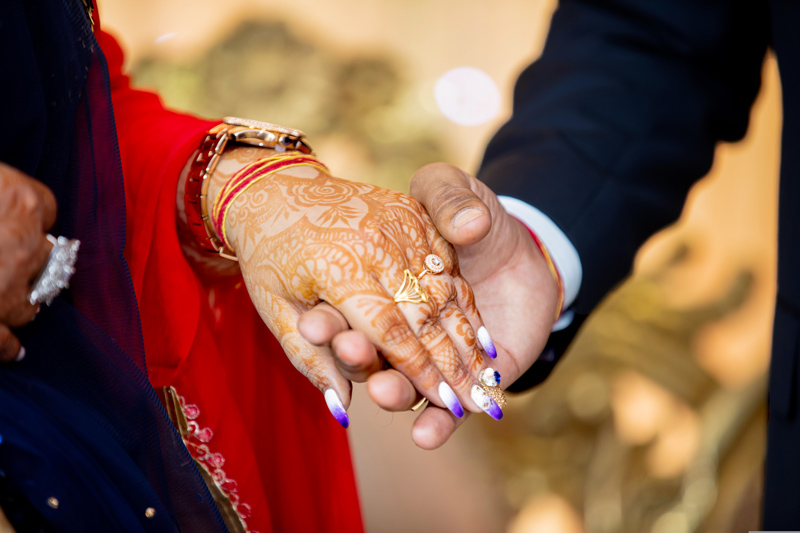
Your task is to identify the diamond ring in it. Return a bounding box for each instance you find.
[417,254,445,280]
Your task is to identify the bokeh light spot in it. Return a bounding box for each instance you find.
[155,32,177,44]
[434,67,501,126]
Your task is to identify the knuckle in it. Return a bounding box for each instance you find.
[383,321,413,347]
[409,162,460,201]
[467,347,484,373]
[416,316,440,341]
[402,345,432,375]
[294,353,325,381]
[429,191,474,220]
[448,363,471,389]
[19,186,39,210]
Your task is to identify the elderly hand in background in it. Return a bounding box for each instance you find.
[299,163,560,447]
[198,150,499,426]
[0,162,57,362]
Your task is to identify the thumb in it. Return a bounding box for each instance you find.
[409,163,491,246]
[411,403,469,450]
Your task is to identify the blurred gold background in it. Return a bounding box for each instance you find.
[99,1,780,531]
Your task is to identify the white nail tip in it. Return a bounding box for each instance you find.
[477,326,497,358]
[14,346,26,362]
[324,389,350,428]
[471,385,490,409]
[438,382,464,418]
[471,384,503,420]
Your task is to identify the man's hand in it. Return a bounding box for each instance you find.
[0,162,57,362]
[299,163,560,448]
[202,151,495,428]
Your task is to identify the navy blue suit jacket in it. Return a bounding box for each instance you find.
[478,0,800,526]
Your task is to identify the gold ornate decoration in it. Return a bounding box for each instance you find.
[159,387,252,533]
[393,255,445,303]
[479,382,507,409]
[393,269,429,304]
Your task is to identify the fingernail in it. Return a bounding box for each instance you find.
[480,368,501,388]
[477,326,497,359]
[471,385,503,421]
[14,346,26,362]
[438,382,464,418]
[324,389,349,428]
[453,207,484,229]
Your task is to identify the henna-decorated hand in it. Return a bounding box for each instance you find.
[299,163,559,447]
[203,150,499,427]
[0,162,57,362]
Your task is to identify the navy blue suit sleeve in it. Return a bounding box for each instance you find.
[480,0,770,390]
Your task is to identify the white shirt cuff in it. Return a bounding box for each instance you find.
[498,196,582,331]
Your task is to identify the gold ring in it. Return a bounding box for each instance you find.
[394,269,429,304]
[410,397,429,412]
[393,255,444,304]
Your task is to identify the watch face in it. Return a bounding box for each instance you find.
[223,116,305,138]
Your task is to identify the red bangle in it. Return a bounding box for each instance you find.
[211,155,329,254]
[184,126,232,255]
[512,216,565,322]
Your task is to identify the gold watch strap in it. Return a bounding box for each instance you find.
[221,117,312,154]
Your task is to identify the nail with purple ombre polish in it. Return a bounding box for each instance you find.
[471,385,503,421]
[438,382,464,418]
[324,389,349,428]
[477,326,496,359]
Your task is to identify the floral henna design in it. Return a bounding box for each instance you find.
[198,147,489,418]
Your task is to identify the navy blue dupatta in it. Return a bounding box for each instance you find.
[0,1,226,530]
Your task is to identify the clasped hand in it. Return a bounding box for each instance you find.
[0,162,56,362]
[206,149,503,427]
[298,163,561,448]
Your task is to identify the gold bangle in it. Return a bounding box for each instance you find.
[210,155,330,258]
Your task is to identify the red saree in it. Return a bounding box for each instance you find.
[95,18,363,533]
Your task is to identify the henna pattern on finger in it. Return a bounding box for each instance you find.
[451,275,495,365]
[201,148,482,392]
[453,276,479,318]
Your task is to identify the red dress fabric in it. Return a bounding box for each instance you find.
[95,21,363,533]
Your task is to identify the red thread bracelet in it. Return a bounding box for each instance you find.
[512,216,565,323]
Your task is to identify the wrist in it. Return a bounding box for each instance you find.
[209,151,331,258]
[511,215,561,321]
[497,196,582,309]
[183,117,313,260]
[204,147,279,229]
[514,217,564,317]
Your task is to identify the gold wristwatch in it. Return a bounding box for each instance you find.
[184,117,313,258]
